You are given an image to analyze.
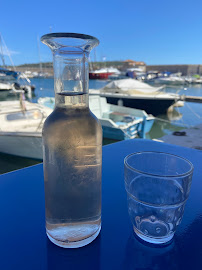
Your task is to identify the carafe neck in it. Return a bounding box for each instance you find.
[55,92,89,108]
[40,33,99,108]
[53,50,89,107]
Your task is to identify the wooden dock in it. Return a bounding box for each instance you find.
[181,95,202,103]
[156,124,202,150]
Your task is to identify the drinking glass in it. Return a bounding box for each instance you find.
[124,151,194,244]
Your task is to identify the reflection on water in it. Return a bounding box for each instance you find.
[147,119,183,140]
[167,108,183,121]
[0,152,41,174]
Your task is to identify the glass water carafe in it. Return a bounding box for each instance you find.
[41,33,102,248]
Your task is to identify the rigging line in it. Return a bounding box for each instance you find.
[155,116,189,128]
[1,35,16,71]
[0,33,6,67]
[37,36,42,73]
[184,101,201,119]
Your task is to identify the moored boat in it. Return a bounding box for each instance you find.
[0,82,13,91]
[0,67,19,81]
[89,79,180,116]
[0,100,52,159]
[152,73,186,85]
[89,67,120,80]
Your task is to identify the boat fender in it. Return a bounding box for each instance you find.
[172,131,186,136]
[13,82,21,90]
[118,99,123,106]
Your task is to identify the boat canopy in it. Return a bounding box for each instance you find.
[101,79,164,93]
[0,67,18,78]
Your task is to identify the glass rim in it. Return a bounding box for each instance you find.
[41,32,99,44]
[124,151,194,178]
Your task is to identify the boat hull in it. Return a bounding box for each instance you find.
[0,82,13,91]
[89,72,114,80]
[153,80,185,85]
[101,117,154,141]
[0,132,42,159]
[102,125,139,141]
[104,96,176,116]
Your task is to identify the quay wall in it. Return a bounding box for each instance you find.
[146,65,202,75]
[12,64,202,76]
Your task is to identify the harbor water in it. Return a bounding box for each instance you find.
[1,78,202,174]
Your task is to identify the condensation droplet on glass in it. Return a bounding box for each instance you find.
[156,227,161,233]
[167,215,173,222]
[176,218,182,226]
[136,216,140,223]
[150,215,156,222]
[168,222,174,230]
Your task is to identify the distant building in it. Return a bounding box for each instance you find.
[124,60,136,66]
[122,60,146,72]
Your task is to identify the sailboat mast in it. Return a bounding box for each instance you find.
[37,36,42,73]
[0,33,6,67]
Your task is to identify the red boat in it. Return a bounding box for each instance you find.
[89,68,120,80]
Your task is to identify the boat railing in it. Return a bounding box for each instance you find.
[35,109,47,131]
[0,107,47,132]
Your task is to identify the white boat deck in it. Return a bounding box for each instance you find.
[0,101,52,133]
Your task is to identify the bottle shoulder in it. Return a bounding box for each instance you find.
[43,107,102,136]
[44,107,98,123]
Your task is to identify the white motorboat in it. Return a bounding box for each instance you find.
[0,100,52,159]
[38,96,155,141]
[153,73,186,85]
[89,79,180,116]
[0,82,13,91]
[184,75,202,84]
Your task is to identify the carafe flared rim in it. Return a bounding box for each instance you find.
[41,32,99,51]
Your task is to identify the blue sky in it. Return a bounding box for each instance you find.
[1,0,202,65]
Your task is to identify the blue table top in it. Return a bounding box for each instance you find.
[0,139,202,270]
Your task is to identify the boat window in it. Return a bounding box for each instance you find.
[6,110,43,121]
